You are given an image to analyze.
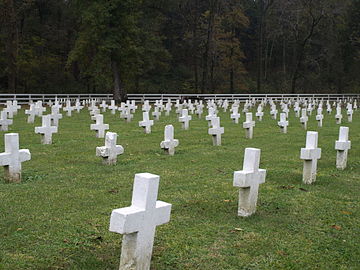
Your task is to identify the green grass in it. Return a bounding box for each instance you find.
[0,106,359,270]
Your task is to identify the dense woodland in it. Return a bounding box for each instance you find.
[1,0,360,99]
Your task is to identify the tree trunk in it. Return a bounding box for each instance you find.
[4,0,18,93]
[256,0,264,93]
[111,59,126,103]
[201,0,217,93]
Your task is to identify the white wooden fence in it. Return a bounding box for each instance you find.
[0,93,359,104]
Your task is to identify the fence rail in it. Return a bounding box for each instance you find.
[0,93,359,104]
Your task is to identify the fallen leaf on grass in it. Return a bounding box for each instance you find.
[230,228,244,233]
[299,188,309,192]
[341,211,352,215]
[223,199,231,202]
[108,189,118,194]
[331,225,342,230]
[16,228,23,231]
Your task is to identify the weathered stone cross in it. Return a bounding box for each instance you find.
[139,112,154,134]
[90,114,109,138]
[0,133,31,182]
[243,112,255,139]
[230,107,240,123]
[300,131,321,184]
[278,113,288,133]
[179,109,192,130]
[160,125,179,155]
[233,148,266,217]
[300,108,308,130]
[109,173,172,270]
[25,104,36,123]
[208,117,224,146]
[96,132,124,165]
[0,110,13,131]
[35,115,58,144]
[50,106,63,127]
[335,126,351,170]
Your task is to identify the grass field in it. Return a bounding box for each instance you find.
[0,106,359,270]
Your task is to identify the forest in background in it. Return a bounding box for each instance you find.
[1,0,360,99]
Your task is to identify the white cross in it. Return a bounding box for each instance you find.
[335,106,342,124]
[25,104,36,123]
[316,107,324,127]
[123,107,133,123]
[74,101,84,113]
[270,105,278,120]
[90,114,109,138]
[231,107,240,123]
[346,104,353,122]
[4,101,15,119]
[300,131,321,184]
[179,109,192,130]
[160,125,179,155]
[335,127,351,170]
[109,173,172,270]
[278,113,288,133]
[100,101,108,112]
[35,115,58,144]
[233,148,266,217]
[50,106,62,127]
[96,132,124,165]
[243,113,255,139]
[208,117,224,146]
[0,111,13,131]
[12,100,21,115]
[35,101,46,116]
[142,101,151,112]
[0,133,31,182]
[206,107,216,127]
[300,108,308,129]
[165,102,172,116]
[63,100,74,116]
[152,106,161,121]
[108,100,118,114]
[139,112,154,134]
[256,105,264,121]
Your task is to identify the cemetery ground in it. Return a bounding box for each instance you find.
[0,108,359,270]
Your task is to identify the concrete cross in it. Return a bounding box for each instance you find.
[139,112,154,134]
[233,148,266,217]
[243,112,255,139]
[179,109,192,130]
[335,127,351,170]
[152,106,161,121]
[63,100,74,116]
[109,173,172,270]
[25,104,36,123]
[230,107,240,123]
[205,107,216,127]
[160,125,179,155]
[0,133,31,182]
[123,108,133,123]
[0,110,13,131]
[208,117,224,146]
[4,101,15,119]
[300,131,321,184]
[278,113,288,133]
[335,106,342,124]
[108,100,118,114]
[300,108,308,130]
[165,101,172,116]
[96,132,124,165]
[142,101,151,112]
[12,100,21,115]
[270,105,278,120]
[35,101,46,116]
[90,114,109,138]
[35,115,58,144]
[100,101,108,112]
[74,101,84,113]
[256,105,264,121]
[316,107,324,127]
[50,106,62,127]
[346,104,353,122]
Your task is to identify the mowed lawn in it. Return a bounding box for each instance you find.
[0,105,359,270]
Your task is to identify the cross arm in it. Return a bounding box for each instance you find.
[109,206,144,234]
[233,169,266,187]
